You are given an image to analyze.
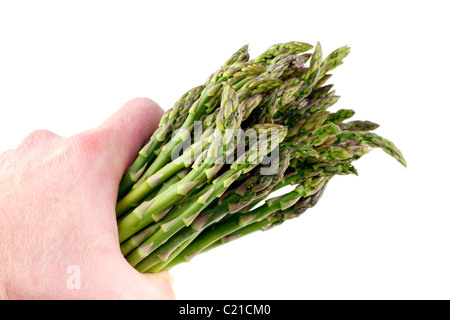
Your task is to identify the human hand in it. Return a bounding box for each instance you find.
[0,98,175,299]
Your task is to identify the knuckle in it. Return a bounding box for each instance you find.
[128,97,163,118]
[68,129,109,162]
[15,129,58,156]
[19,129,56,149]
[0,149,14,159]
[0,149,16,172]
[130,97,155,106]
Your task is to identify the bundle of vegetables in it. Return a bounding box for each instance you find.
[116,41,406,273]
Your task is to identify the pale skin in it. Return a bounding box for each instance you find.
[0,98,175,299]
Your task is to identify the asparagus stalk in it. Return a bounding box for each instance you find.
[117,83,242,240]
[115,125,216,217]
[114,41,406,275]
[118,85,205,197]
[254,41,314,65]
[336,131,407,167]
[129,124,288,270]
[116,67,285,217]
[130,149,292,271]
[166,176,329,269]
[194,181,328,261]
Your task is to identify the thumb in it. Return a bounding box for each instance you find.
[98,97,164,177]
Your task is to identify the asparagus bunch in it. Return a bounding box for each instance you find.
[116,41,406,272]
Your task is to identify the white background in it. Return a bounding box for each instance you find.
[0,1,449,300]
